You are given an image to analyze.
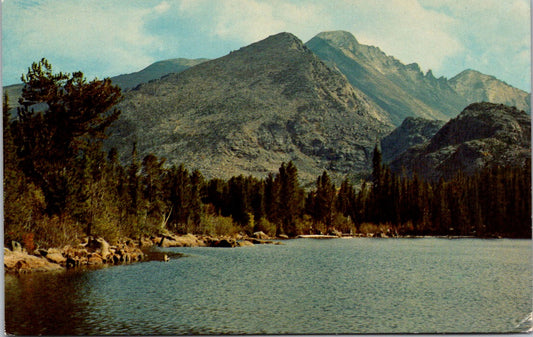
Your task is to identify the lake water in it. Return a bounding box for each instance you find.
[4,238,532,335]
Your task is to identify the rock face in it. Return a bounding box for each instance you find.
[450,69,531,114]
[306,31,468,125]
[381,117,446,162]
[390,102,531,180]
[108,32,393,183]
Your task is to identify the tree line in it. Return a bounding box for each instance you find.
[4,60,531,248]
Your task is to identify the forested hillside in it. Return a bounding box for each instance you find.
[4,60,531,251]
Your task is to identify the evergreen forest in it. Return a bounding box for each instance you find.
[4,60,531,249]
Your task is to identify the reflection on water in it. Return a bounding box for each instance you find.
[5,238,532,335]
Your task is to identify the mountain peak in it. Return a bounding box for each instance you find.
[110,31,393,182]
[450,69,530,113]
[243,32,305,52]
[313,31,360,49]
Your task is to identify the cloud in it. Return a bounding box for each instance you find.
[3,0,529,90]
[176,0,332,44]
[419,0,531,89]
[2,0,168,83]
[174,0,465,74]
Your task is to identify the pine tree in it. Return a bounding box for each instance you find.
[313,171,336,229]
[276,162,304,236]
[13,59,121,215]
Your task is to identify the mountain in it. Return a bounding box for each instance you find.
[111,58,208,90]
[449,69,531,113]
[390,102,531,180]
[2,58,207,109]
[108,32,394,183]
[306,31,468,125]
[306,31,531,125]
[380,117,446,163]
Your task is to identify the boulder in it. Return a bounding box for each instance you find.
[34,248,49,257]
[253,231,270,240]
[88,237,111,259]
[210,238,237,247]
[238,240,254,247]
[11,241,22,253]
[87,253,104,265]
[4,251,63,273]
[139,237,154,248]
[46,252,66,264]
[278,234,289,239]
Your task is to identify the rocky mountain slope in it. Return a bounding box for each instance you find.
[306,31,531,125]
[449,69,531,113]
[381,117,446,163]
[390,102,531,180]
[108,32,394,183]
[306,31,468,125]
[111,58,208,90]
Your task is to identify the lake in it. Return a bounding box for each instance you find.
[4,238,532,335]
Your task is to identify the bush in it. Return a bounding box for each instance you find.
[200,213,240,236]
[254,218,277,237]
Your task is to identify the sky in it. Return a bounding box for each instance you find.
[2,0,531,91]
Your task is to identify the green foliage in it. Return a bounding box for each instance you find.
[13,58,122,216]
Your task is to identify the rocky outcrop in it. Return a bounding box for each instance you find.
[4,232,283,273]
[4,249,64,273]
[390,103,531,180]
[307,31,531,126]
[155,233,207,247]
[381,117,446,162]
[4,236,145,273]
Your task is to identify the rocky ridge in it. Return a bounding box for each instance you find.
[111,58,209,90]
[390,102,531,180]
[3,58,207,110]
[306,31,531,125]
[306,31,468,125]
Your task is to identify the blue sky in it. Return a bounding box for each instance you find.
[2,0,531,91]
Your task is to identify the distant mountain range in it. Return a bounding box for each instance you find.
[306,31,530,125]
[4,30,530,183]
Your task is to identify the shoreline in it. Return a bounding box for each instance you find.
[3,232,282,274]
[4,232,529,274]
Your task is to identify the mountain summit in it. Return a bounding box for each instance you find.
[108,32,393,182]
[449,69,530,113]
